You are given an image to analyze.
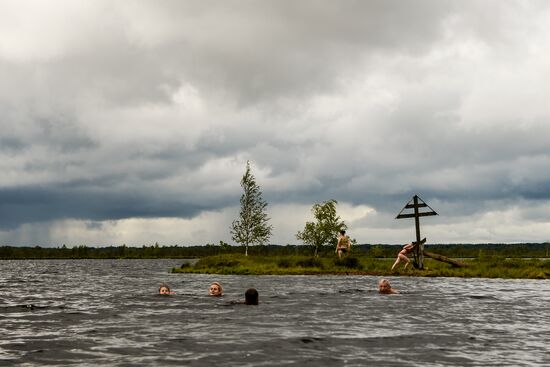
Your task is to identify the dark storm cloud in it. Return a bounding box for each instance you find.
[0,0,549,244]
[0,184,211,230]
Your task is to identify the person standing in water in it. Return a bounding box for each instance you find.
[391,243,415,270]
[336,230,351,259]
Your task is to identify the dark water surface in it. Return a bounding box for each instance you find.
[1,259,549,366]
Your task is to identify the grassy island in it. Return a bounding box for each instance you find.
[172,253,550,279]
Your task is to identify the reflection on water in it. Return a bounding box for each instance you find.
[0,259,549,366]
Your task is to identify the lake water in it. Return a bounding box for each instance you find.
[0,259,549,366]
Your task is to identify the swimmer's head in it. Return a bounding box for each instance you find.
[208,282,223,296]
[378,279,392,294]
[244,288,259,305]
[159,284,171,295]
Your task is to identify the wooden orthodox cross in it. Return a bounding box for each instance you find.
[395,195,438,269]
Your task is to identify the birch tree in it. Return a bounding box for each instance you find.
[296,199,346,257]
[230,161,273,256]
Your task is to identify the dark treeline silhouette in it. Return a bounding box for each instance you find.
[0,242,549,259]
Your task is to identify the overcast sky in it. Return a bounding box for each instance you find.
[1,0,549,247]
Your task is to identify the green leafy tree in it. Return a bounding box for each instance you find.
[230,161,273,256]
[218,241,231,251]
[296,199,347,257]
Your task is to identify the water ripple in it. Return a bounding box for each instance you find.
[0,260,549,366]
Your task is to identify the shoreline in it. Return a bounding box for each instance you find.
[172,254,550,279]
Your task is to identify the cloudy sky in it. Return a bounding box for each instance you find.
[1,0,549,247]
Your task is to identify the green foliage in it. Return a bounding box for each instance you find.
[334,256,363,270]
[218,241,231,251]
[172,253,550,279]
[230,161,273,256]
[277,258,292,268]
[2,242,549,263]
[296,199,346,257]
[368,245,385,258]
[196,256,242,268]
[296,257,324,269]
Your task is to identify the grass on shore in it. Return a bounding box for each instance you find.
[172,254,550,279]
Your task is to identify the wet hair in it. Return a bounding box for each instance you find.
[159,284,171,293]
[244,288,259,305]
[339,230,346,235]
[378,279,392,293]
[209,282,223,296]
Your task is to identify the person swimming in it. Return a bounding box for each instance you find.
[208,282,223,297]
[378,279,397,294]
[158,284,175,295]
[244,288,259,305]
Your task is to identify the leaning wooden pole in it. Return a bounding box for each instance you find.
[423,251,469,268]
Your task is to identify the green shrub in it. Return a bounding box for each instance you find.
[296,257,324,268]
[334,257,363,269]
[229,266,251,275]
[502,259,523,268]
[277,258,293,268]
[194,255,243,269]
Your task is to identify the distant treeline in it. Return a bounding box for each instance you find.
[0,242,549,259]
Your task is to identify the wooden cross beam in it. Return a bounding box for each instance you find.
[412,238,427,248]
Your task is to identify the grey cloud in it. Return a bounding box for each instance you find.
[36,117,98,153]
[84,221,104,230]
[1,1,550,244]
[0,137,24,152]
[87,1,456,106]
[0,185,211,230]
